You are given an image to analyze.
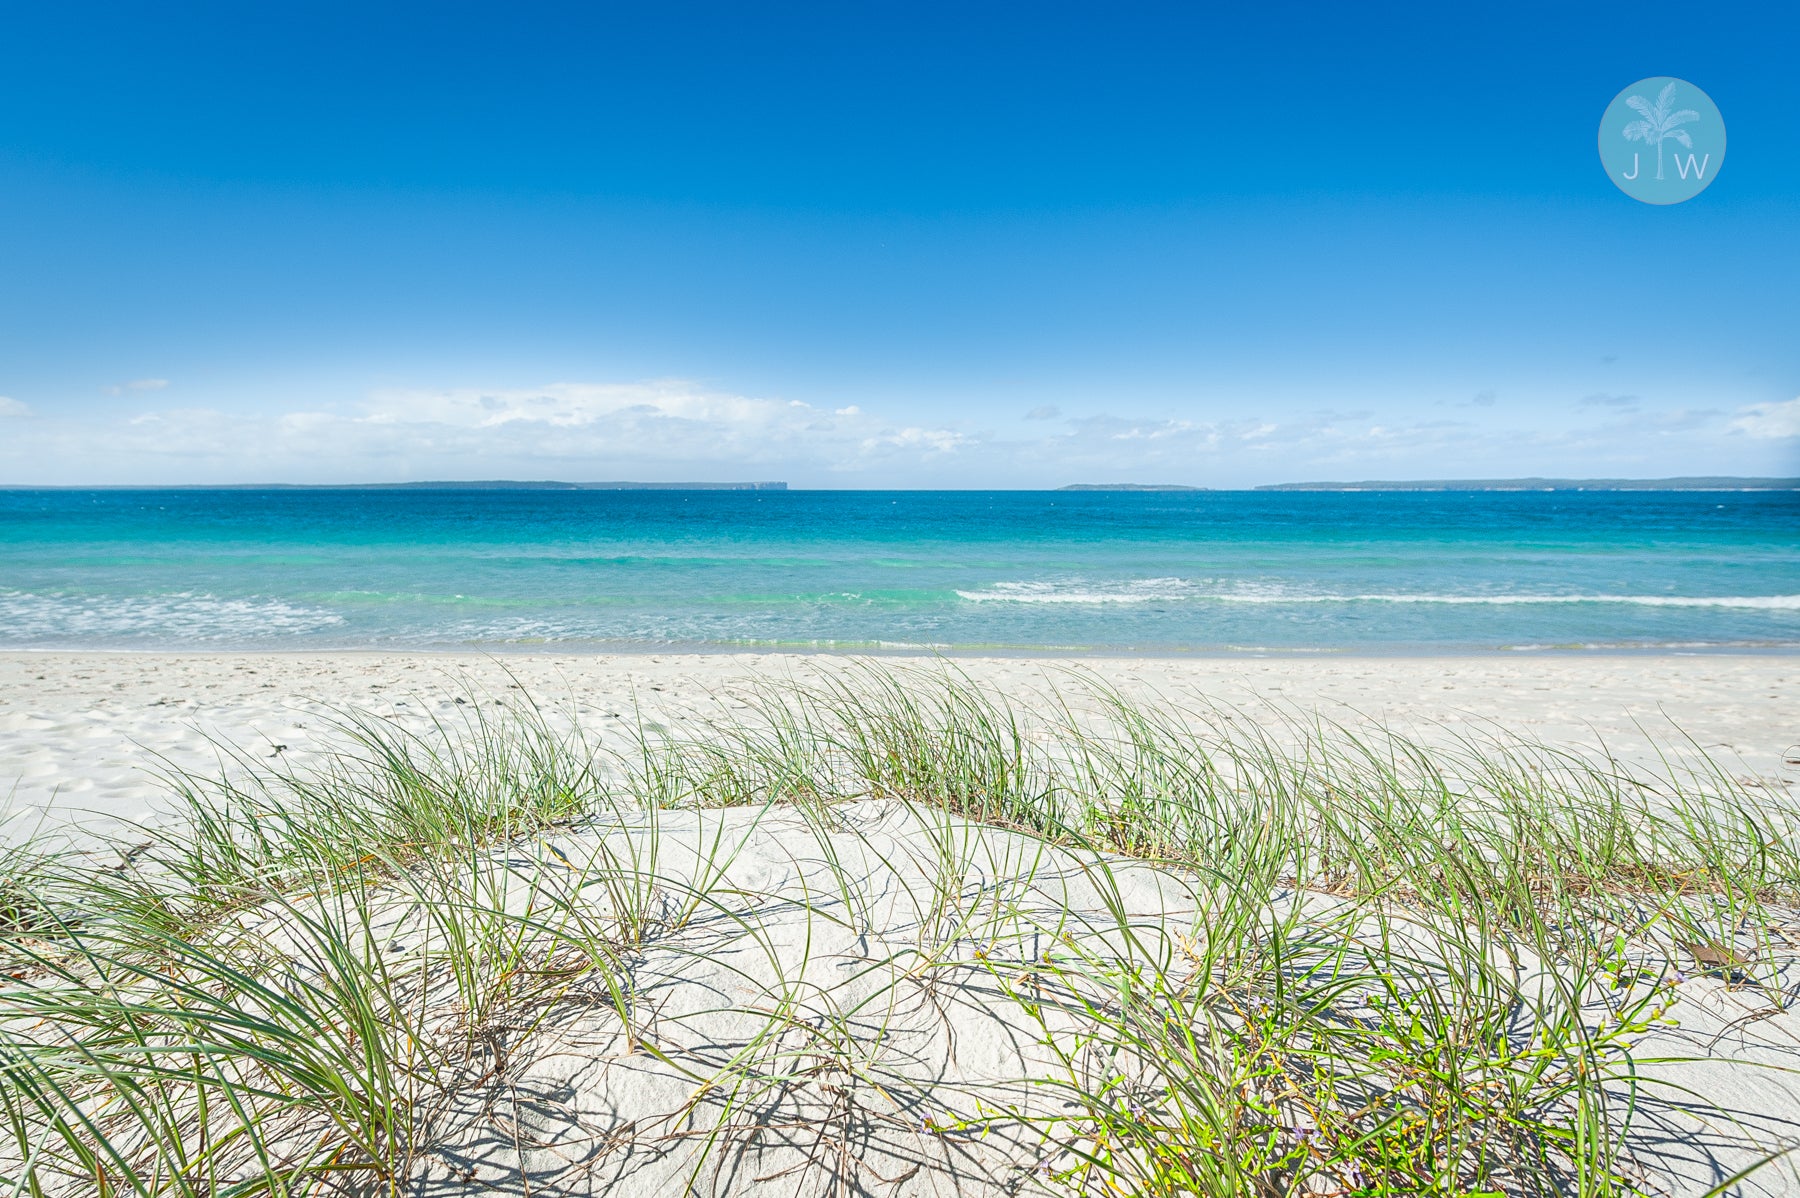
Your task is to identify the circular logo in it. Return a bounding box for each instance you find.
[1599,77,1725,204]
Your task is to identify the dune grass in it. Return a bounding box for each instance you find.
[0,664,1794,1195]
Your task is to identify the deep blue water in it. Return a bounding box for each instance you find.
[1,489,1796,652]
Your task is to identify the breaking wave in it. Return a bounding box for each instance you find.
[955,580,1800,610]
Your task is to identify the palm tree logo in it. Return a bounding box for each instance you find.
[1621,81,1700,181]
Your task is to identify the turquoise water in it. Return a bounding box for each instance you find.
[1,489,1796,652]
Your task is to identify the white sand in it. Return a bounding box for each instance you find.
[396,802,1800,1196]
[2,651,1795,838]
[3,651,1798,1195]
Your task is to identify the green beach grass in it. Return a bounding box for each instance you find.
[0,664,1795,1196]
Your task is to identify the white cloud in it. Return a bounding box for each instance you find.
[0,397,28,418]
[858,425,968,455]
[103,378,171,396]
[305,381,970,469]
[1,379,1794,486]
[1729,397,1800,440]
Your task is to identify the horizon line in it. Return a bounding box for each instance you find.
[3,476,1798,493]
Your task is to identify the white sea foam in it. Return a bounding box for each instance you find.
[1338,594,1800,608]
[954,578,1201,604]
[955,581,1800,609]
[0,590,347,643]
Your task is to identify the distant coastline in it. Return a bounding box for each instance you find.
[3,477,1796,492]
[1251,477,1800,492]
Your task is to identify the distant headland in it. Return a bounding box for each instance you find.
[1252,477,1800,492]
[1056,477,1798,492]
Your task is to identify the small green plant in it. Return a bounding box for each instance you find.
[0,663,1791,1196]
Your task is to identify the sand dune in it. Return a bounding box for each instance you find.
[2,652,1798,1195]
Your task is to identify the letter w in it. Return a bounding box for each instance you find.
[1674,153,1711,180]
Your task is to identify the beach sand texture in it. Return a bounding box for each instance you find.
[3,651,1796,837]
[2,652,1798,1196]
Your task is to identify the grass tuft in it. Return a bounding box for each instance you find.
[0,664,1793,1195]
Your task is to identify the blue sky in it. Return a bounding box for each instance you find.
[1,1,1796,486]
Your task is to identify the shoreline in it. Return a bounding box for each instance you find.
[5,641,1800,658]
[4,650,1795,838]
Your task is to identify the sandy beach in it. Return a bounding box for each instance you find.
[3,650,1795,837]
[6,6,1797,1188]
[4,651,1799,1196]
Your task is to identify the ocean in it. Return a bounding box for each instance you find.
[1,489,1796,653]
